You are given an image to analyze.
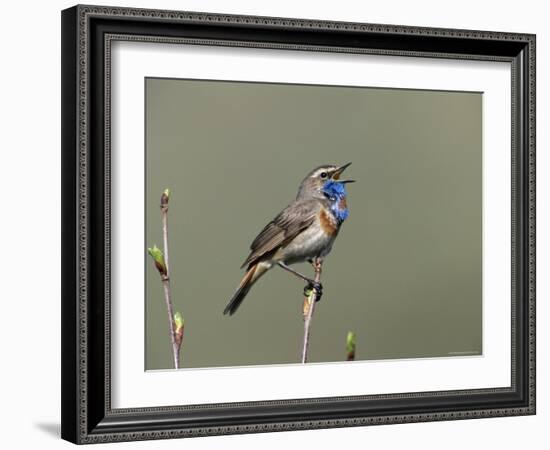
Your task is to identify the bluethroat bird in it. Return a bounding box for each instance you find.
[223,163,355,315]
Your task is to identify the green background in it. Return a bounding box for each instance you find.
[145,78,482,370]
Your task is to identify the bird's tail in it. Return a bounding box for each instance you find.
[223,262,269,316]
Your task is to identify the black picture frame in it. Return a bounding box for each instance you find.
[61,4,536,444]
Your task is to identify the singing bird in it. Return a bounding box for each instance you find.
[223,163,354,316]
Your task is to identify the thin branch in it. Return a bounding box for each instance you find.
[148,189,181,369]
[160,274,179,369]
[161,192,170,275]
[301,257,323,363]
[159,189,180,369]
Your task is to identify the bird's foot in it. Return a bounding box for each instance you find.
[304,281,323,302]
[310,257,323,272]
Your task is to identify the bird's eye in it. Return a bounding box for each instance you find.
[320,172,328,179]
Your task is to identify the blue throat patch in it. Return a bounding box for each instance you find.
[322,181,349,223]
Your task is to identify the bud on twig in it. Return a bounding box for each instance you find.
[160,188,170,209]
[173,311,184,347]
[148,188,182,369]
[147,245,167,276]
[346,331,356,361]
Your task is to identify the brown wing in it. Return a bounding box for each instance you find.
[240,199,319,269]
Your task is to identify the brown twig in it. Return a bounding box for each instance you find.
[160,189,180,369]
[148,189,181,369]
[161,275,179,369]
[301,257,323,363]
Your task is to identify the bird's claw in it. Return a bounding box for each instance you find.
[304,281,323,302]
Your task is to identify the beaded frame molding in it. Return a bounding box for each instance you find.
[61,4,536,444]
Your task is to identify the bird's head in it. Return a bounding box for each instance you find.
[296,162,355,199]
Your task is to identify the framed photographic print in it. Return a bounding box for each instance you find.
[61,4,536,444]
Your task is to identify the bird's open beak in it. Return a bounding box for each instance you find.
[332,162,355,183]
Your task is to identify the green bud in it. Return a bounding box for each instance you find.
[174,311,184,331]
[147,244,164,263]
[147,245,167,275]
[174,311,184,347]
[161,188,170,207]
[346,331,356,354]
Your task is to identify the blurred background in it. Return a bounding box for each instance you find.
[145,78,482,370]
